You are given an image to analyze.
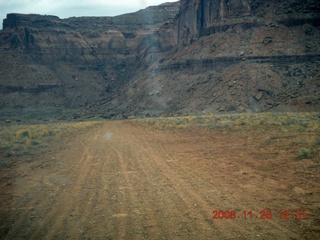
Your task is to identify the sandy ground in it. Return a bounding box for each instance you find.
[0,121,319,239]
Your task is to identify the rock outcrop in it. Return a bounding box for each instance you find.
[0,0,319,120]
[93,0,320,118]
[176,0,320,46]
[0,2,179,115]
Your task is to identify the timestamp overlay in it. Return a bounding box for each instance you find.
[212,210,307,220]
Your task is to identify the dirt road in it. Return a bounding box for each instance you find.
[1,121,319,239]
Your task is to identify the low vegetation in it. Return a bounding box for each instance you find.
[132,112,319,130]
[1,112,319,165]
[0,121,101,162]
[132,112,320,162]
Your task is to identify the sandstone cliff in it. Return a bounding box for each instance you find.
[0,2,179,118]
[93,0,320,118]
[176,0,320,46]
[0,0,319,121]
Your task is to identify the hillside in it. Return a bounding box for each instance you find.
[0,0,319,121]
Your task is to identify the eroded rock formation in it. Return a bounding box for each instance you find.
[0,2,179,114]
[98,0,320,118]
[0,0,319,120]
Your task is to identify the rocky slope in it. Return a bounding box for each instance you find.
[93,0,320,118]
[0,2,179,120]
[0,0,319,121]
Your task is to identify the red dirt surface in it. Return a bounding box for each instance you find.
[1,121,319,239]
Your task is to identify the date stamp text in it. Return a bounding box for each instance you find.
[212,210,307,220]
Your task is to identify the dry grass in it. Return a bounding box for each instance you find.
[131,112,320,162]
[0,121,101,160]
[132,112,319,130]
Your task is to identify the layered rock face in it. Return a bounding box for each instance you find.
[0,0,319,120]
[176,0,255,46]
[93,0,320,118]
[176,0,320,46]
[0,2,179,117]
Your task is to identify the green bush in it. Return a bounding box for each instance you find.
[297,148,312,160]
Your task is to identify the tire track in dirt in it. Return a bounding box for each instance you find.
[2,121,315,239]
[29,135,96,239]
[155,129,303,239]
[165,132,299,238]
[170,150,293,238]
[95,122,211,239]
[138,127,267,238]
[3,159,66,239]
[45,132,102,239]
[108,124,175,239]
[112,148,134,239]
[123,125,229,238]
[133,141,230,238]
[110,130,182,239]
[129,145,214,239]
[49,124,167,239]
[72,143,122,239]
[127,125,299,239]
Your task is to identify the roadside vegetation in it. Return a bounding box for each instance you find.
[1,112,319,165]
[132,112,320,163]
[0,121,101,163]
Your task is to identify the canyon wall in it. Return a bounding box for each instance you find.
[176,0,320,46]
[0,2,179,117]
[0,0,319,120]
[93,0,320,118]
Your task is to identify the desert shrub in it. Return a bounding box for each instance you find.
[132,112,320,136]
[5,152,13,158]
[16,129,31,139]
[297,148,312,160]
[282,117,296,126]
[0,120,101,159]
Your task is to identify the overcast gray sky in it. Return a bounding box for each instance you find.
[0,0,178,29]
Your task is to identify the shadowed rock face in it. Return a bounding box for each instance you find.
[0,0,319,120]
[0,2,180,115]
[176,0,320,46]
[176,0,258,46]
[97,0,320,118]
